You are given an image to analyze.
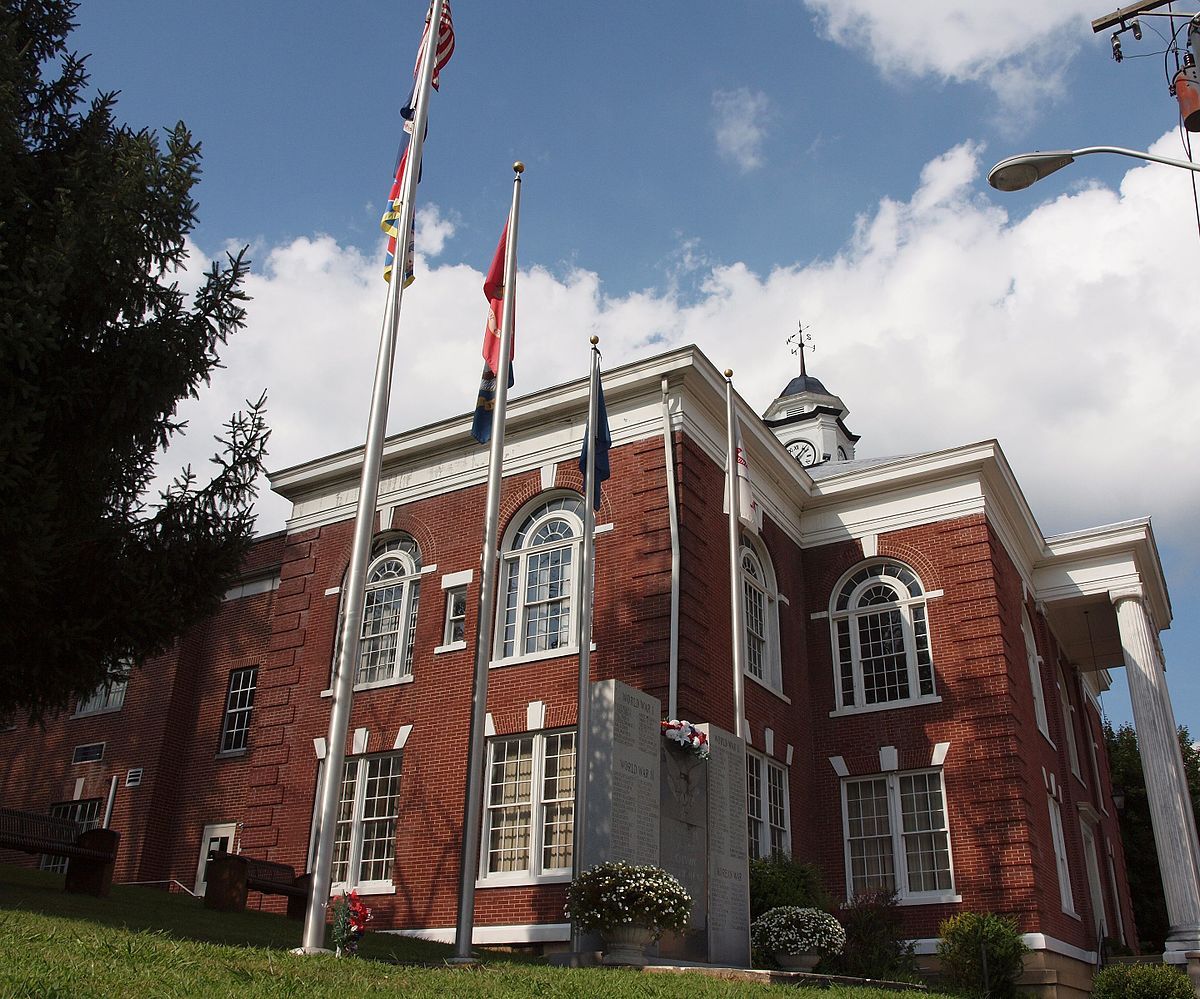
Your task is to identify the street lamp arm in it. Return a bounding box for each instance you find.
[988,145,1200,191]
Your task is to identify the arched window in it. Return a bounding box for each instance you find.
[356,535,421,686]
[740,537,781,691]
[498,495,584,660]
[830,559,936,712]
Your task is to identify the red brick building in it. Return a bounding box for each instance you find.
[3,345,1194,996]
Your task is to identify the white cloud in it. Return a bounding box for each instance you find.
[164,131,1200,568]
[801,0,1095,115]
[712,88,772,172]
[415,204,455,258]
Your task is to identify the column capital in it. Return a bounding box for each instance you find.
[1110,585,1145,608]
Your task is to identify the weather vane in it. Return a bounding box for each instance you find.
[786,320,815,377]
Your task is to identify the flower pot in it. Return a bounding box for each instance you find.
[602,925,655,966]
[775,951,820,971]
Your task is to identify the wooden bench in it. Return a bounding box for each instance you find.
[203,851,311,920]
[0,807,121,896]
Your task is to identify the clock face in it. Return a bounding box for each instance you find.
[837,446,848,460]
[787,439,818,467]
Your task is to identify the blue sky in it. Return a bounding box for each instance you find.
[72,2,1200,732]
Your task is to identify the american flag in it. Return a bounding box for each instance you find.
[416,0,455,91]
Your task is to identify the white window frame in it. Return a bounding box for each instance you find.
[1022,609,1052,742]
[1057,663,1083,783]
[330,752,404,895]
[440,584,468,650]
[841,768,959,904]
[74,667,130,717]
[334,535,422,692]
[829,560,939,716]
[218,666,258,755]
[495,495,584,666]
[1047,791,1077,916]
[1105,838,1126,945]
[72,742,105,764]
[741,537,783,694]
[478,729,576,886]
[747,750,791,859]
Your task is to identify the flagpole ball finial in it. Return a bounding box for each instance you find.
[513,161,525,174]
[590,335,599,346]
[724,368,734,379]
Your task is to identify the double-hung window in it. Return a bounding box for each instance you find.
[356,535,421,687]
[75,664,130,717]
[219,666,257,754]
[1047,791,1077,915]
[1022,609,1051,739]
[830,560,936,712]
[740,539,782,691]
[498,496,584,661]
[331,753,404,892]
[747,751,790,859]
[842,769,956,902]
[481,730,576,881]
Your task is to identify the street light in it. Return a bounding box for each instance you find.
[987,145,1200,191]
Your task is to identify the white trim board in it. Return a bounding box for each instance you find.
[383,922,571,945]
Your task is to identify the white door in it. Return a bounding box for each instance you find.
[194,822,237,896]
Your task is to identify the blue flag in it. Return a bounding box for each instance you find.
[579,375,611,509]
[471,363,515,445]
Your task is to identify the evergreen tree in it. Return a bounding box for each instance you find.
[1104,720,1200,951]
[0,0,268,720]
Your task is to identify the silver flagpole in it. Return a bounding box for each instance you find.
[724,371,746,740]
[453,162,524,961]
[300,0,445,953]
[570,337,601,954]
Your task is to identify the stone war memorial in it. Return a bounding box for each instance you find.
[583,679,750,965]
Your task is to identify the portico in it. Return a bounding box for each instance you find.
[1038,519,1200,959]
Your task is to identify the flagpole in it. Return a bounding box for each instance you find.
[300,0,445,954]
[453,162,524,962]
[724,371,746,741]
[570,336,601,953]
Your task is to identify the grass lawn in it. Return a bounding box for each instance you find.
[0,864,956,998]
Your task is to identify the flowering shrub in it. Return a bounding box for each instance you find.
[661,719,710,759]
[565,861,692,941]
[331,889,372,956]
[751,906,846,957]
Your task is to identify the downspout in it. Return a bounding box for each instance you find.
[661,376,681,719]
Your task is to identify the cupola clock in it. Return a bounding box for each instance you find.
[787,439,818,467]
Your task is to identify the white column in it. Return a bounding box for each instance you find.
[1112,589,1200,956]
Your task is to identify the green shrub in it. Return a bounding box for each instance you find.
[936,911,1029,999]
[824,890,921,982]
[1093,962,1195,999]
[748,854,832,919]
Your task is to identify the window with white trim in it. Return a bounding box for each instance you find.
[75,670,129,717]
[219,666,257,754]
[842,769,955,901]
[481,730,576,881]
[356,535,421,687]
[741,537,782,691]
[747,751,790,859]
[1047,791,1076,915]
[331,752,403,892]
[443,585,467,646]
[1057,663,1083,781]
[1022,609,1051,739]
[498,496,584,661]
[830,560,936,712]
[41,799,102,873]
